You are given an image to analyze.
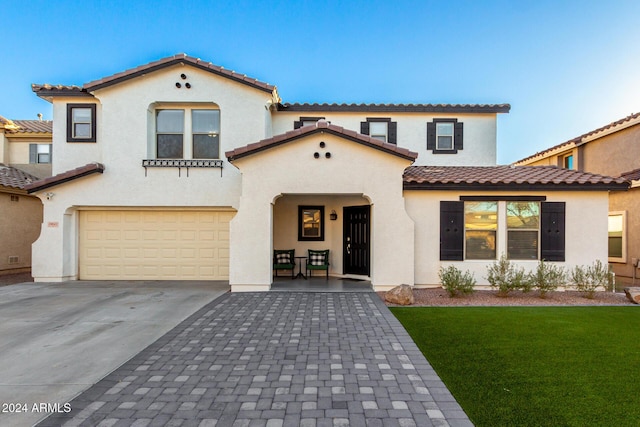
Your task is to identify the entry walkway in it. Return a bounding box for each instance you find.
[40,292,471,426]
[271,276,373,292]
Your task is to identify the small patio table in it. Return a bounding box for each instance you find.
[294,256,307,279]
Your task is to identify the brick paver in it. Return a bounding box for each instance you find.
[39,292,472,426]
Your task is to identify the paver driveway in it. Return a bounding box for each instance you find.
[39,292,471,427]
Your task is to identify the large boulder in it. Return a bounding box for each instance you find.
[624,287,640,304]
[385,284,414,305]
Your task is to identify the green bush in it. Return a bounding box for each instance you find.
[571,261,613,299]
[529,259,565,298]
[486,255,530,296]
[439,265,476,297]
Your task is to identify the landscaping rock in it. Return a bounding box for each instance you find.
[385,284,414,305]
[624,287,640,304]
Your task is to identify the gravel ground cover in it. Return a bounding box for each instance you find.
[379,287,633,306]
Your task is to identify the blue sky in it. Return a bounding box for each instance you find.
[2,0,639,163]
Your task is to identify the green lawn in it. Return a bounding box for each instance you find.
[391,307,640,427]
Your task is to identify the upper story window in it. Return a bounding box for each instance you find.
[436,122,454,150]
[155,108,220,159]
[294,117,325,129]
[360,118,397,144]
[563,154,574,169]
[67,104,96,142]
[427,118,463,154]
[29,144,52,164]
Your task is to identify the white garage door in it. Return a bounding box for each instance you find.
[79,210,234,280]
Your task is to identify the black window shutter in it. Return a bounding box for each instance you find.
[427,122,436,150]
[29,144,37,163]
[454,122,464,150]
[540,202,565,261]
[360,121,369,135]
[293,121,303,129]
[440,201,464,261]
[388,121,397,144]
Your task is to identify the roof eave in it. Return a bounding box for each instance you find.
[26,163,104,193]
[402,182,630,192]
[277,103,511,114]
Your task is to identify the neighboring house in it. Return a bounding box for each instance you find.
[0,117,51,274]
[24,54,627,291]
[515,113,640,286]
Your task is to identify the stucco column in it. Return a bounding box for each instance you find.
[229,193,273,291]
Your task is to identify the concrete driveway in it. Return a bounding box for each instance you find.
[0,280,228,427]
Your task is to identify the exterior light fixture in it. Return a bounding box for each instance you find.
[330,210,338,221]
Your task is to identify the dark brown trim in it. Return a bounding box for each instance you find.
[85,57,274,93]
[428,118,460,154]
[460,196,547,201]
[66,103,97,143]
[26,163,104,193]
[278,103,511,113]
[298,205,325,241]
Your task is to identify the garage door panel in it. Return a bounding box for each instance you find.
[79,210,232,280]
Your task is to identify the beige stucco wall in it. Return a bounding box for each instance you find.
[609,187,640,285]
[229,132,415,291]
[405,190,610,287]
[0,191,42,273]
[581,125,640,177]
[31,64,277,281]
[272,112,498,166]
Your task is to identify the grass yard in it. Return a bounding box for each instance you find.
[391,307,640,427]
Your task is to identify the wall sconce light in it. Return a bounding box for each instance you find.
[330,210,338,221]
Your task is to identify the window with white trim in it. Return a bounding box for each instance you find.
[369,121,388,142]
[436,122,454,150]
[608,211,626,262]
[29,144,52,164]
[464,201,497,260]
[507,201,540,260]
[155,108,220,159]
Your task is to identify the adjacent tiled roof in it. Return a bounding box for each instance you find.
[515,112,640,165]
[226,120,418,162]
[7,120,52,134]
[278,103,511,114]
[33,54,277,99]
[620,168,640,182]
[25,163,104,193]
[403,165,629,191]
[0,164,40,190]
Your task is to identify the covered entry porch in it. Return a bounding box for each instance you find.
[226,120,417,292]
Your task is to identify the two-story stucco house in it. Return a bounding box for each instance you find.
[515,112,640,286]
[25,54,628,291]
[0,116,51,274]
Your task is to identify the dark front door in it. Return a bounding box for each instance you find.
[343,205,370,275]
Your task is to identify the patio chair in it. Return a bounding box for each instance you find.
[306,249,330,279]
[273,249,295,278]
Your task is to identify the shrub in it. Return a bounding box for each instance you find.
[486,255,530,296]
[529,260,565,298]
[439,265,476,297]
[571,261,613,299]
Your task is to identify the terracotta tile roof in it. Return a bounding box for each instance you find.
[403,165,629,191]
[31,83,90,98]
[0,164,40,190]
[278,103,510,114]
[83,53,276,93]
[32,54,277,99]
[7,120,52,134]
[226,120,418,162]
[25,163,104,193]
[620,168,640,182]
[515,112,640,165]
